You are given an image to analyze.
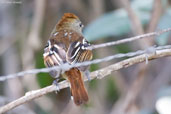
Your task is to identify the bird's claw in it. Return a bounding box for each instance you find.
[53,79,60,94]
[84,70,91,81]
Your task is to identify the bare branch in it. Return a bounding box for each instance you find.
[0,48,171,113]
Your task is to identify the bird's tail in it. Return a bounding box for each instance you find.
[65,68,88,105]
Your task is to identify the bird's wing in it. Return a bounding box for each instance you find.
[66,38,92,71]
[43,40,66,78]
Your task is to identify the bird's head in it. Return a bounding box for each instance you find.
[56,13,84,33]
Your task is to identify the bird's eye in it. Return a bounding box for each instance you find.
[79,23,83,28]
[44,41,50,48]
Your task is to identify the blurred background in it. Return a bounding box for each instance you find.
[0,0,171,114]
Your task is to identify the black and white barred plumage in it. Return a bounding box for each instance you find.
[43,30,92,79]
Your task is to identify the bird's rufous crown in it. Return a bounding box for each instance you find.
[62,13,79,19]
[58,13,79,25]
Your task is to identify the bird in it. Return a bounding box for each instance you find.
[43,13,93,105]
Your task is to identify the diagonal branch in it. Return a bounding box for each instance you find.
[0,48,171,113]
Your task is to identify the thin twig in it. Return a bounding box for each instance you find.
[0,47,171,113]
[86,28,171,50]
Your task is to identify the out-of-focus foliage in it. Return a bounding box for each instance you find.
[84,10,133,41]
[84,0,170,45]
[156,9,171,45]
[105,77,120,106]
[84,0,152,41]
[35,51,53,88]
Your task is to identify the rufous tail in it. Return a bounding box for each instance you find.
[65,68,88,105]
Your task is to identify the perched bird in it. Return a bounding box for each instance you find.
[43,13,93,105]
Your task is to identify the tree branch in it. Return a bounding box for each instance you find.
[120,0,144,35]
[0,48,171,113]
